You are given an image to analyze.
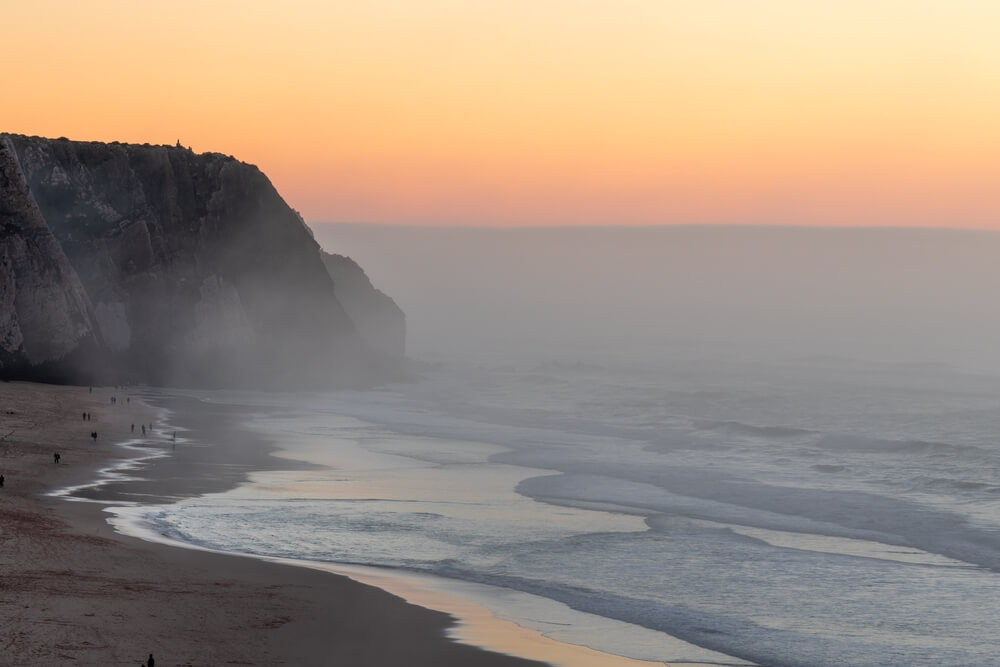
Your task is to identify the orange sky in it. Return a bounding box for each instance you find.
[4,1,999,227]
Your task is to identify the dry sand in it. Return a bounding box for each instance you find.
[0,381,548,667]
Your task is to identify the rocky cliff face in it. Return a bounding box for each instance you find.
[0,134,403,388]
[321,251,405,361]
[0,136,107,383]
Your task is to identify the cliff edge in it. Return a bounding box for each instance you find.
[0,134,403,388]
[321,251,405,362]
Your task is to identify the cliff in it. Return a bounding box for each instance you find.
[0,137,107,383]
[0,134,403,388]
[321,252,405,361]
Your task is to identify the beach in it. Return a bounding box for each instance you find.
[7,355,993,666]
[0,381,548,667]
[100,360,1000,667]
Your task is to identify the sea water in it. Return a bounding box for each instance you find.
[111,357,1000,666]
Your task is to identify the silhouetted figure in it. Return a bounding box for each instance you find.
[127,397,130,404]
[82,412,86,421]
[131,423,135,433]
[141,425,146,435]
[91,431,97,442]
[53,453,60,464]
[1,474,5,487]
[147,653,155,667]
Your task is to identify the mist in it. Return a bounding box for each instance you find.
[312,223,1000,373]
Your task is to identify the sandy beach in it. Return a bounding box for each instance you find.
[0,381,548,667]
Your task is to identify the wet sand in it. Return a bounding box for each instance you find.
[0,381,548,666]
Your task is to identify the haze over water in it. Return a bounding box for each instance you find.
[316,224,1000,371]
[115,225,1000,666]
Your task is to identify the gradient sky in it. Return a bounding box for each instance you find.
[4,1,999,227]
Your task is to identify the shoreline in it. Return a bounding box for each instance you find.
[108,506,697,667]
[105,390,743,667]
[0,381,549,666]
[98,389,692,666]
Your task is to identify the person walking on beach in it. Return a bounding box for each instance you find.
[147,653,155,667]
[131,423,135,433]
[141,424,146,435]
[1,474,5,487]
[53,452,60,464]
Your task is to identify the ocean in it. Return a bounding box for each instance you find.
[101,356,1000,666]
[68,225,1000,665]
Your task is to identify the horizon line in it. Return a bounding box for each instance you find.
[308,221,1000,234]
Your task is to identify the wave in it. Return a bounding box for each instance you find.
[811,464,847,473]
[692,419,815,439]
[516,469,1000,572]
[915,477,1000,494]
[813,434,986,458]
